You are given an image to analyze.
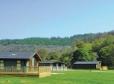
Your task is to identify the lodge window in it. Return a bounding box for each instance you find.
[17,60,21,70]
[0,60,4,69]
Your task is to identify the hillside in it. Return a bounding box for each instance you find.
[0,30,114,46]
[0,30,113,52]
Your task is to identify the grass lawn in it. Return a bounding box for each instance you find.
[0,70,114,84]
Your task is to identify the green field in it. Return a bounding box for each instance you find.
[0,70,114,84]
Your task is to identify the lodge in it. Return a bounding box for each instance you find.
[0,52,51,77]
[40,60,67,71]
[72,61,101,69]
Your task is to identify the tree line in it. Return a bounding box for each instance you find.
[0,30,114,46]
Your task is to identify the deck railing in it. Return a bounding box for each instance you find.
[0,66,51,73]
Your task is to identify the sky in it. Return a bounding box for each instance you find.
[0,0,114,39]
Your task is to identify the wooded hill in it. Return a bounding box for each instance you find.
[0,30,114,46]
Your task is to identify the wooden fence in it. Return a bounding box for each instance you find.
[51,66,67,71]
[39,66,51,77]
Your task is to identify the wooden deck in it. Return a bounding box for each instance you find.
[0,72,39,76]
[0,66,51,77]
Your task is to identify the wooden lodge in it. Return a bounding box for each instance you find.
[72,61,101,69]
[40,60,67,71]
[0,52,51,77]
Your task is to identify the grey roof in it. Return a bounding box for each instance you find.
[0,52,35,59]
[73,61,100,65]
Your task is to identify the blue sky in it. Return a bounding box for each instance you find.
[0,0,114,39]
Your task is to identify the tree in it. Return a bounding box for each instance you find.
[38,49,48,61]
[59,48,73,66]
[98,44,114,66]
[47,51,61,60]
[71,41,96,65]
[92,35,114,67]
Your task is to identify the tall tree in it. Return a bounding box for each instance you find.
[98,44,114,66]
[38,49,48,61]
[71,41,96,65]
